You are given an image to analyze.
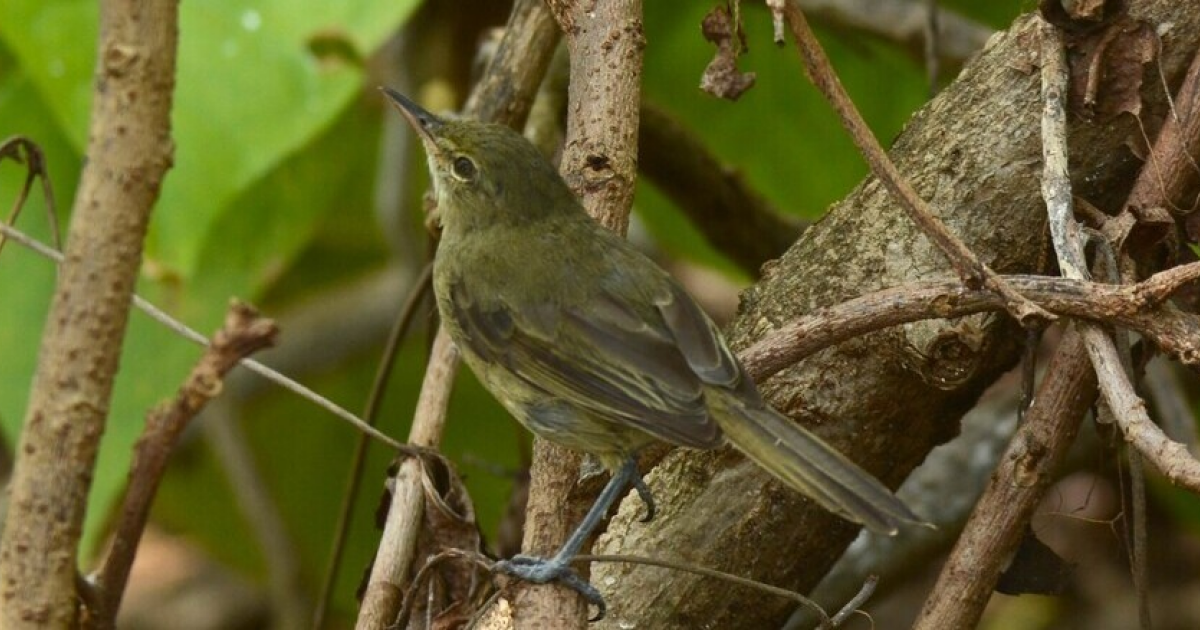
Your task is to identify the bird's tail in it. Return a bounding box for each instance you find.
[709,389,922,535]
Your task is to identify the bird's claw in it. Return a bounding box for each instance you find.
[631,471,656,523]
[494,555,607,621]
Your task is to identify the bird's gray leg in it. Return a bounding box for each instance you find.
[494,457,646,621]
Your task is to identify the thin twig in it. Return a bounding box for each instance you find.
[575,555,836,629]
[738,269,1200,382]
[395,550,494,630]
[1128,449,1152,629]
[828,575,877,628]
[781,0,1051,325]
[923,0,941,95]
[0,221,407,452]
[88,303,278,628]
[312,263,432,628]
[1098,227,1153,630]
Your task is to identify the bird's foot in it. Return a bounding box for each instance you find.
[493,555,607,621]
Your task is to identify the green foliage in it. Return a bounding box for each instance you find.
[0,0,418,275]
[152,337,521,618]
[0,0,419,558]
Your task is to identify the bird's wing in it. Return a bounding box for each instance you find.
[447,280,728,449]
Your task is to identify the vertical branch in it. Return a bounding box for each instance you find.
[548,0,645,234]
[1038,24,1087,280]
[515,0,645,627]
[356,332,458,630]
[0,1,179,627]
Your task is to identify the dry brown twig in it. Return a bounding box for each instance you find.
[0,1,180,626]
[781,0,1051,325]
[1038,19,1200,494]
[86,303,278,629]
[913,332,1095,629]
[739,267,1200,382]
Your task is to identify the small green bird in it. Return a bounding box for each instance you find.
[383,87,920,618]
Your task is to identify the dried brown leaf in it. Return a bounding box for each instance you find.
[403,457,486,629]
[1065,18,1158,120]
[700,4,756,101]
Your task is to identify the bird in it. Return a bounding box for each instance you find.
[381,87,921,619]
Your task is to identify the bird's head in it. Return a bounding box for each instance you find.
[381,87,577,233]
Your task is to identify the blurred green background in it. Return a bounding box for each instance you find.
[4,1,1128,627]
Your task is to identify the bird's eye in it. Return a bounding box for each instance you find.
[451,156,477,181]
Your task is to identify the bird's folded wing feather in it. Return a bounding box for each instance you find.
[448,280,730,449]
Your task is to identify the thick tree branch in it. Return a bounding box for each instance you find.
[0,1,179,627]
[0,136,60,255]
[590,3,1200,626]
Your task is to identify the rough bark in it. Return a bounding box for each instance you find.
[590,3,1200,627]
[0,0,178,627]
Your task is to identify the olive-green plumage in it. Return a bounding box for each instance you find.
[385,89,919,537]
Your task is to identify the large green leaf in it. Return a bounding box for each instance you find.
[0,0,419,276]
[0,1,420,555]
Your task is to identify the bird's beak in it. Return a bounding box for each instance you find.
[380,86,444,144]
